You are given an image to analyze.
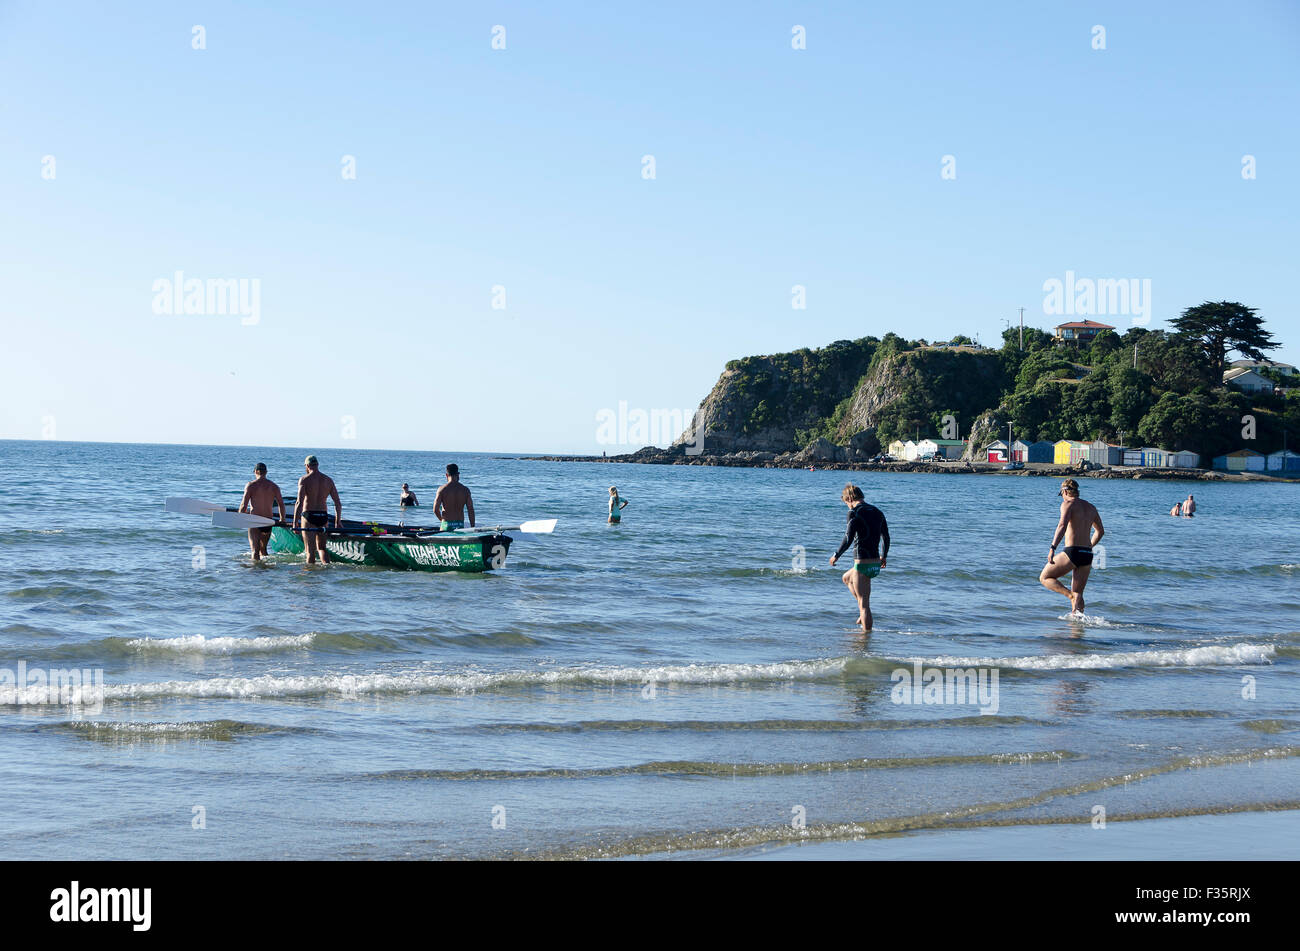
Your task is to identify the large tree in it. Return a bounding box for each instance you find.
[1170,301,1278,380]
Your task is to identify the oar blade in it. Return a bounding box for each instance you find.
[211,510,275,529]
[516,519,557,534]
[166,497,227,515]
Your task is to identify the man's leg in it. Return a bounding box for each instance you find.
[302,530,318,564]
[855,572,873,631]
[247,528,260,561]
[1070,564,1091,614]
[1039,553,1074,601]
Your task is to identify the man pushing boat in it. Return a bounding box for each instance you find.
[293,455,343,564]
[239,462,286,562]
[433,463,475,532]
[829,484,890,632]
[1039,478,1105,615]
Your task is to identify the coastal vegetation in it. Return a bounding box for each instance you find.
[683,301,1296,461]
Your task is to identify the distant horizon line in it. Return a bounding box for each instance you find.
[0,436,642,457]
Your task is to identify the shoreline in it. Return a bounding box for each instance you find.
[526,451,1296,484]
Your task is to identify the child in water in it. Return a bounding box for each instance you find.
[608,487,629,524]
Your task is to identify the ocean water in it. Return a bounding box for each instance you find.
[0,439,1297,859]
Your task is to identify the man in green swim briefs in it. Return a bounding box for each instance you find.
[433,463,474,531]
[829,484,890,632]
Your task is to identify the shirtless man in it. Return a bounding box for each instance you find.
[433,463,474,531]
[239,462,285,562]
[293,455,342,564]
[1040,478,1105,615]
[1183,494,1196,516]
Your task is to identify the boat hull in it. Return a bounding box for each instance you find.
[269,526,511,572]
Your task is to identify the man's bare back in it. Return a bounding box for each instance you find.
[241,478,284,519]
[1057,497,1101,548]
[433,465,475,528]
[434,482,473,525]
[240,464,285,561]
[297,470,340,514]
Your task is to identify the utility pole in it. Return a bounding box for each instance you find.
[1133,341,1139,369]
[1018,308,1025,351]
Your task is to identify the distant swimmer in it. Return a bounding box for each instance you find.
[293,455,342,565]
[829,484,890,632]
[399,483,419,507]
[239,462,285,562]
[1040,478,1105,615]
[608,487,628,524]
[1184,494,1196,516]
[433,463,474,531]
[1170,502,1182,517]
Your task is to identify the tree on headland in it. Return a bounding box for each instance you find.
[1170,301,1278,380]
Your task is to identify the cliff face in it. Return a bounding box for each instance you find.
[672,338,877,454]
[676,340,1009,459]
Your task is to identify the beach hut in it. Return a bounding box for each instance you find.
[1088,440,1123,466]
[1122,449,1144,466]
[1267,450,1300,472]
[1026,440,1055,463]
[1213,449,1264,471]
[902,440,921,461]
[928,439,967,460]
[1245,450,1266,472]
[1010,439,1032,462]
[1140,447,1170,468]
[1170,450,1200,469]
[985,440,1009,463]
[1054,440,1089,464]
[887,439,908,459]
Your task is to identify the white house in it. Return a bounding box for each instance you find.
[1230,359,1295,377]
[1223,367,1275,393]
[1169,450,1200,469]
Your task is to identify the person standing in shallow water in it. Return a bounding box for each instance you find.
[1040,478,1105,615]
[433,463,474,531]
[239,462,285,562]
[829,484,890,632]
[608,487,628,524]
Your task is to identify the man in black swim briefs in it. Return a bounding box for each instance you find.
[293,455,343,565]
[829,484,890,632]
[1039,478,1105,615]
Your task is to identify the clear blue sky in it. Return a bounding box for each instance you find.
[2,0,1297,453]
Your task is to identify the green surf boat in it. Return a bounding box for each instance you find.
[268,523,512,572]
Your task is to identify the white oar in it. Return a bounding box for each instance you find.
[211,510,278,529]
[165,497,231,515]
[432,519,558,536]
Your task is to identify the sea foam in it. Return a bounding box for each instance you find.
[125,634,316,654]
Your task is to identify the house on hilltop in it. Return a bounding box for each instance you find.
[1053,320,1115,344]
[1223,367,1278,394]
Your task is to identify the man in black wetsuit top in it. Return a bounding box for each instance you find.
[829,483,890,632]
